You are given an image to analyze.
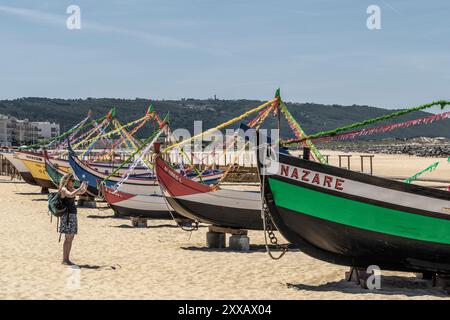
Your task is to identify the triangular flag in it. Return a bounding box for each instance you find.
[146,104,154,115]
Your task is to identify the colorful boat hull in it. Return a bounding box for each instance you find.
[68,149,158,196]
[44,154,80,189]
[16,151,62,189]
[260,150,450,274]
[68,147,223,197]
[1,152,38,185]
[101,185,185,219]
[155,156,263,230]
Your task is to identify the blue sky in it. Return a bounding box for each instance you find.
[0,0,448,110]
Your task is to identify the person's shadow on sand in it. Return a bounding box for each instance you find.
[286,275,449,298]
[70,264,121,271]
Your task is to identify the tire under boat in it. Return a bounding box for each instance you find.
[155,156,264,230]
[259,149,450,274]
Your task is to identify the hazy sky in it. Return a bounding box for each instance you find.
[0,0,448,109]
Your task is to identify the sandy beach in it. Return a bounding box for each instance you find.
[1,151,450,300]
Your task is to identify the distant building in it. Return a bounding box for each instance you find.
[0,114,60,146]
[0,115,9,146]
[32,121,60,141]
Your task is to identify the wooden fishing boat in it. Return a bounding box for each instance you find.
[16,150,64,189]
[68,147,148,196]
[155,156,263,230]
[100,185,186,219]
[0,151,38,185]
[259,147,450,274]
[68,145,223,196]
[44,151,80,189]
[14,146,152,191]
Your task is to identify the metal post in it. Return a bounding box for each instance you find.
[361,156,364,173]
[303,147,311,160]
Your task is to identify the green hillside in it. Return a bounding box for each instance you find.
[0,98,448,140]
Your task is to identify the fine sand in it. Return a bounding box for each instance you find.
[0,152,450,300]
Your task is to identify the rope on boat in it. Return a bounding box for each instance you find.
[161,190,200,232]
[96,183,115,212]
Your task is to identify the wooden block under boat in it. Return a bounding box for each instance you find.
[130,217,147,228]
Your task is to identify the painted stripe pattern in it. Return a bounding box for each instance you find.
[276,163,450,215]
[269,177,450,245]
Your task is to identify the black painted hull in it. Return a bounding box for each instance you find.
[271,203,450,274]
[19,172,38,186]
[165,196,264,230]
[110,203,184,220]
[260,150,450,274]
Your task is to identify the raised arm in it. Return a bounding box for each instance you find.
[61,182,87,198]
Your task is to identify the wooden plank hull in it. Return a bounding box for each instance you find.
[101,185,183,219]
[155,156,264,230]
[16,151,59,189]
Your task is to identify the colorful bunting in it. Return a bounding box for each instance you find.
[284,111,450,144]
[404,161,440,184]
[283,100,450,145]
[279,101,327,164]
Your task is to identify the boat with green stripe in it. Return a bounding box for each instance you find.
[259,148,450,274]
[44,150,80,189]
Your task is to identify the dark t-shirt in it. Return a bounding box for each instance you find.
[61,194,77,214]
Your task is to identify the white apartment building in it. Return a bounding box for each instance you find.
[0,115,9,146]
[0,114,60,146]
[32,121,60,141]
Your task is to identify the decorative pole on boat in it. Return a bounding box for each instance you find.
[276,88,281,147]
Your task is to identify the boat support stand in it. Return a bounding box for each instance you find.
[206,225,250,252]
[346,267,370,289]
